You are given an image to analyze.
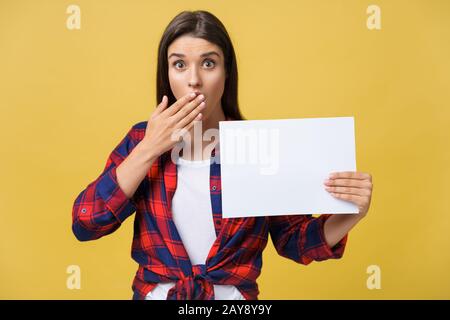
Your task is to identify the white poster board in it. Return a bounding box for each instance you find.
[219,117,359,218]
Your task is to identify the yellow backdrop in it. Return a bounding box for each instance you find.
[1,0,449,299]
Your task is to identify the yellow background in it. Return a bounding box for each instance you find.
[1,0,449,299]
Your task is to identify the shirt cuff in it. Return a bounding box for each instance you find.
[303,214,348,261]
[96,166,137,223]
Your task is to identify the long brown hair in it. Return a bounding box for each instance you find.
[156,10,245,120]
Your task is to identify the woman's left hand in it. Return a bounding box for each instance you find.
[323,171,373,217]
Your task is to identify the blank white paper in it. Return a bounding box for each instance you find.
[218,117,359,218]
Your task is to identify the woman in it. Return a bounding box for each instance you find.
[72,10,373,300]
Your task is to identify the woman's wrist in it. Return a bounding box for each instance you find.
[135,139,160,165]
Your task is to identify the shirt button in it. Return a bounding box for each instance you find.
[81,208,87,213]
[212,186,217,191]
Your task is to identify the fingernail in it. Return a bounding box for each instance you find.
[190,92,196,98]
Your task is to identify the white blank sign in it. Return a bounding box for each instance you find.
[219,117,358,218]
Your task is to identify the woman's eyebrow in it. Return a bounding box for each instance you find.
[168,51,221,59]
[200,51,221,58]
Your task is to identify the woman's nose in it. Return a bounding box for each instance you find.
[188,68,202,87]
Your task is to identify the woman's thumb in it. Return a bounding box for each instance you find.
[152,95,168,119]
[158,95,168,109]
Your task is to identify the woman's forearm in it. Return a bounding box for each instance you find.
[116,140,158,199]
[323,213,365,248]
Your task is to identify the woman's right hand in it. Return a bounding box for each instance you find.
[140,92,206,159]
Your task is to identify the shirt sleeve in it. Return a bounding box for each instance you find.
[268,213,348,265]
[72,125,140,241]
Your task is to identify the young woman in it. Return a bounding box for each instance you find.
[72,10,373,300]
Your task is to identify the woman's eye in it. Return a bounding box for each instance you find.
[203,59,215,68]
[172,59,215,69]
[173,61,185,69]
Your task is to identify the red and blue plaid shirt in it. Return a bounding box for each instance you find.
[72,120,348,300]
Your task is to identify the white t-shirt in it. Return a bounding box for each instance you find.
[145,156,245,300]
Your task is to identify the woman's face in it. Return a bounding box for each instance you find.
[167,35,226,122]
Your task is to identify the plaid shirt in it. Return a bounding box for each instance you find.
[72,120,348,300]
